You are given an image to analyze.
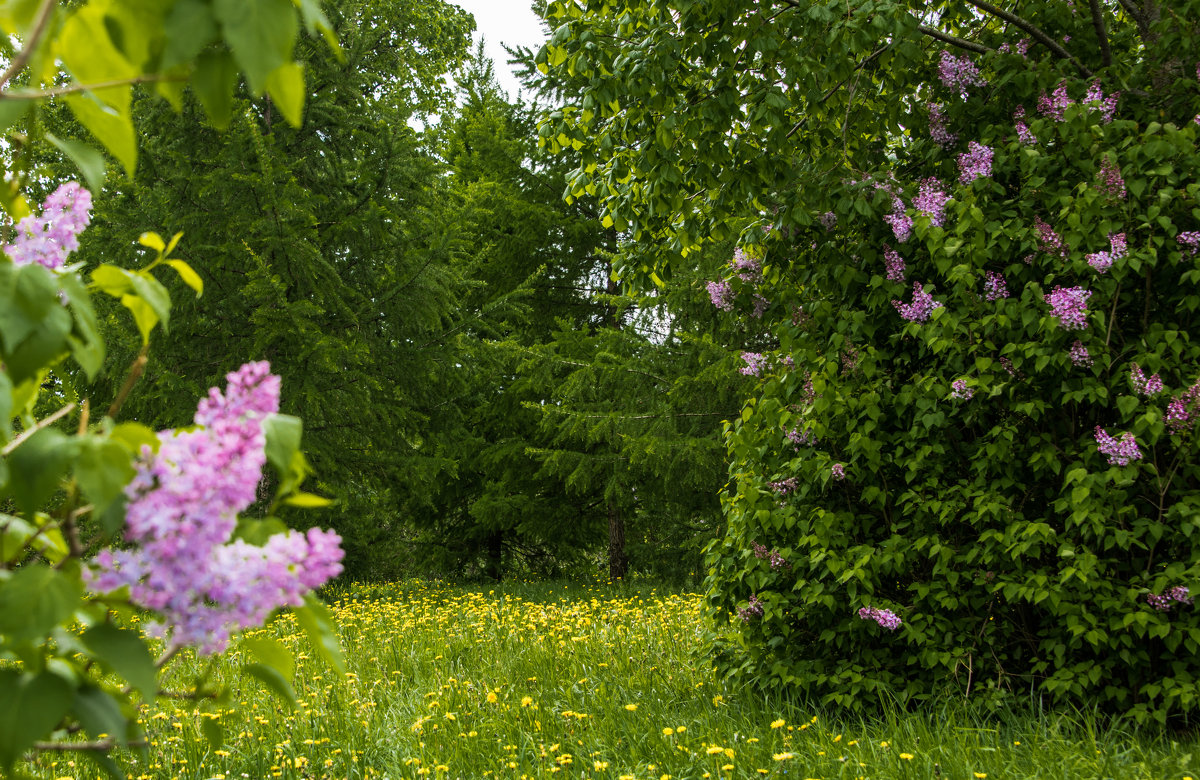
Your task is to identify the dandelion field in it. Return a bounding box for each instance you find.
[30,581,1200,780]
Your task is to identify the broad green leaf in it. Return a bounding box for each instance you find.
[3,303,71,382]
[284,491,333,508]
[73,685,130,745]
[0,669,74,772]
[231,516,288,545]
[265,61,305,127]
[60,271,105,379]
[73,436,135,515]
[243,636,294,678]
[212,0,299,95]
[263,413,302,477]
[0,98,31,135]
[0,564,83,642]
[82,623,158,702]
[126,271,171,332]
[45,133,108,194]
[200,716,224,750]
[5,426,72,518]
[166,259,203,296]
[91,264,134,298]
[294,593,345,674]
[292,0,340,55]
[138,231,166,252]
[244,662,296,707]
[0,262,59,354]
[0,513,68,564]
[192,49,238,130]
[162,0,219,69]
[110,422,160,454]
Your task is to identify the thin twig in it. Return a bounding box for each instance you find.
[107,345,149,419]
[1,402,75,457]
[0,73,186,101]
[33,739,148,752]
[0,0,57,91]
[965,0,1092,76]
[788,44,890,138]
[1088,0,1113,68]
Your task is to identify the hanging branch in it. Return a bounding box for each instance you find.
[0,0,56,91]
[965,0,1093,76]
[1089,0,1114,68]
[918,25,992,54]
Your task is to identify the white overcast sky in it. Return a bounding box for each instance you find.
[449,0,551,100]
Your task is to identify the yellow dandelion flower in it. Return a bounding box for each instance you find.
[706,746,725,755]
[772,753,794,761]
[899,753,914,760]
[487,692,498,704]
[625,703,638,711]
[521,696,533,707]
[974,774,988,779]
[712,695,725,706]
[594,761,609,771]
[663,728,675,736]
[771,719,786,729]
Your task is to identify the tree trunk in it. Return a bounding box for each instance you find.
[485,530,503,582]
[607,501,627,580]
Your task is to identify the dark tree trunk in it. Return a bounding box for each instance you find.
[485,530,503,581]
[607,501,626,580]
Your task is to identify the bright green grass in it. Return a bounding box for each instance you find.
[28,580,1200,779]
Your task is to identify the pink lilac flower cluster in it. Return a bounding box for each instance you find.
[1165,382,1200,434]
[1034,217,1068,258]
[983,271,1008,301]
[938,51,986,99]
[737,594,764,622]
[88,362,344,654]
[998,39,1031,56]
[1097,155,1126,199]
[731,247,761,281]
[819,211,837,231]
[707,280,734,310]
[1086,232,1128,273]
[840,344,860,375]
[1013,105,1037,145]
[3,182,93,270]
[1178,232,1200,256]
[913,178,950,226]
[1069,340,1093,367]
[1082,81,1119,122]
[882,244,906,282]
[1094,426,1142,466]
[1129,363,1164,396]
[1046,286,1092,330]
[1147,586,1192,612]
[751,294,770,319]
[892,282,943,323]
[768,477,799,495]
[929,103,957,147]
[883,195,913,243]
[740,351,768,377]
[785,424,816,448]
[830,463,846,480]
[858,606,902,630]
[957,142,994,184]
[1038,82,1074,121]
[751,542,790,570]
[949,379,973,400]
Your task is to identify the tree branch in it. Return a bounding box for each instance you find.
[1089,0,1113,68]
[965,0,1092,76]
[34,739,148,752]
[918,25,992,54]
[1,402,76,457]
[0,0,57,92]
[0,73,187,102]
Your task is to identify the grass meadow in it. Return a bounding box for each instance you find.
[28,580,1200,780]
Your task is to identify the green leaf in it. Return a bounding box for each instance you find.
[294,593,346,674]
[265,61,305,127]
[0,513,68,564]
[165,259,203,296]
[263,413,302,477]
[60,271,106,379]
[283,491,333,508]
[64,89,138,177]
[138,232,166,252]
[73,685,130,745]
[73,436,135,516]
[192,49,238,130]
[44,133,108,194]
[82,623,158,702]
[0,669,75,772]
[232,516,289,545]
[243,636,294,678]
[0,565,83,643]
[212,0,299,95]
[0,370,11,444]
[162,0,220,69]
[200,716,224,750]
[109,422,160,455]
[292,0,341,56]
[6,426,72,518]
[0,98,31,135]
[244,662,297,707]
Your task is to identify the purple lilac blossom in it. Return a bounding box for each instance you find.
[1147,586,1192,611]
[892,282,943,323]
[751,294,770,319]
[740,352,767,377]
[737,594,764,622]
[1097,155,1126,199]
[1129,363,1164,396]
[819,211,837,231]
[1013,106,1037,145]
[1178,232,1200,256]
[929,103,957,147]
[883,244,906,282]
[87,362,344,654]
[1034,217,1068,257]
[3,182,92,270]
[731,247,761,280]
[857,606,902,630]
[1166,382,1200,434]
[1038,82,1074,121]
[768,477,799,495]
[1069,340,1093,367]
[1094,426,1142,466]
[1083,81,1119,122]
[938,51,985,99]
[785,424,816,448]
[707,280,734,310]
[949,379,973,400]
[1087,251,1113,273]
[913,178,950,226]
[983,271,1008,300]
[830,463,846,480]
[1046,286,1092,330]
[957,142,994,184]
